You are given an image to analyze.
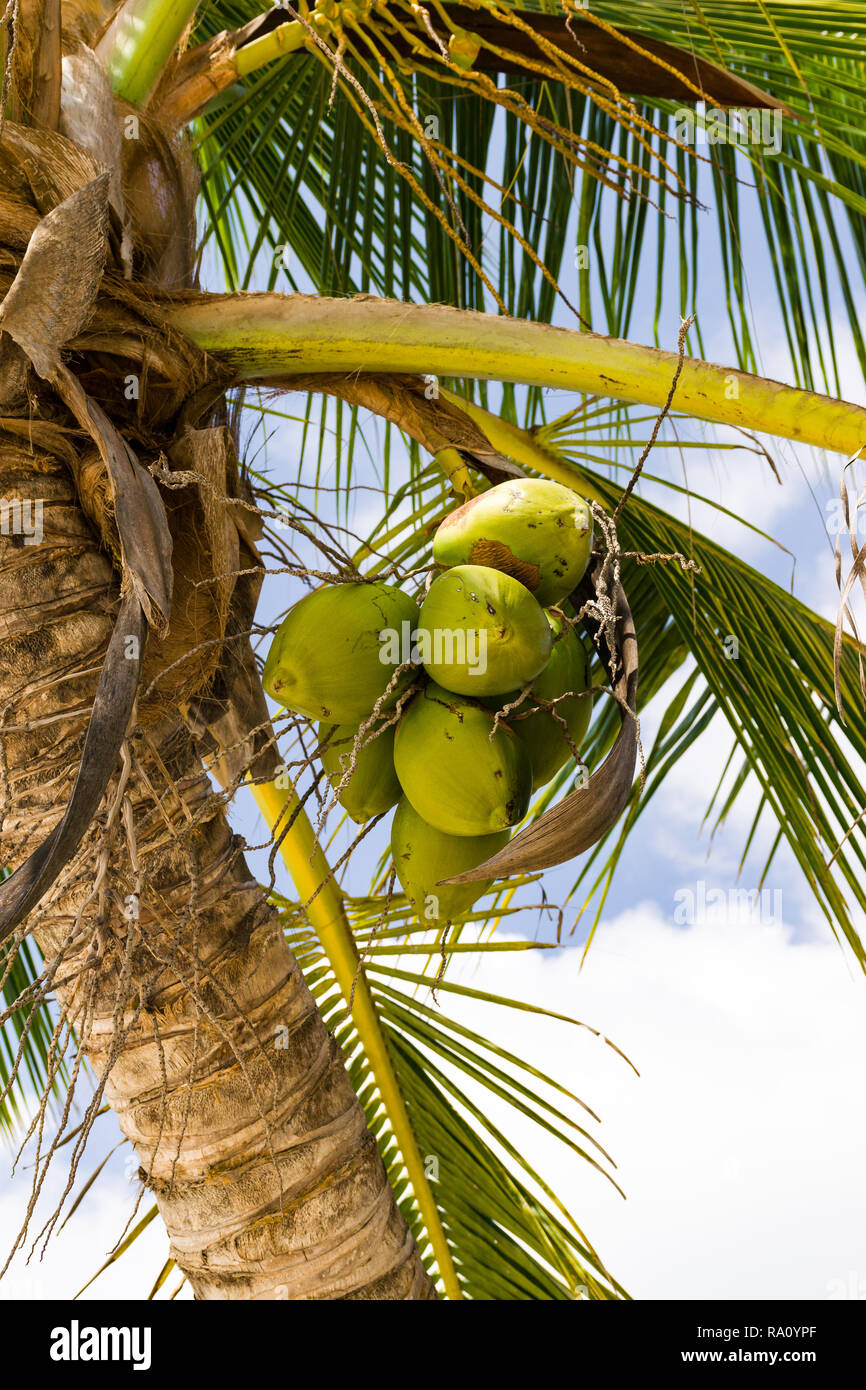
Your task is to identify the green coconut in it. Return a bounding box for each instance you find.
[262,581,418,724]
[433,478,593,607]
[487,614,592,790]
[318,720,402,823]
[393,682,532,836]
[416,564,552,697]
[391,798,508,926]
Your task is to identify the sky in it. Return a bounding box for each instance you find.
[2,77,866,1302]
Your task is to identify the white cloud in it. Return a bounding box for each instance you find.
[0,1163,190,1301]
[1,904,863,1302]
[448,904,866,1300]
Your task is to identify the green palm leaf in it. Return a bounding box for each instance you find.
[505,423,866,965]
[282,898,630,1299]
[0,870,69,1139]
[194,0,866,396]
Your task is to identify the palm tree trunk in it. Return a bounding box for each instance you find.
[0,439,436,1300]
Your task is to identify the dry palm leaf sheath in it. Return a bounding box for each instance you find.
[0,0,864,1302]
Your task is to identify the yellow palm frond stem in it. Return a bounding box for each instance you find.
[436,390,610,507]
[248,777,463,1300]
[167,294,866,457]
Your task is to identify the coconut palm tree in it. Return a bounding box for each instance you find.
[1,0,865,1300]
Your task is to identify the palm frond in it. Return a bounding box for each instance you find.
[0,872,69,1140]
[195,0,866,399]
[280,896,630,1299]
[514,428,866,966]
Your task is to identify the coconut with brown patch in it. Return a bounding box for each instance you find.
[432,477,593,607]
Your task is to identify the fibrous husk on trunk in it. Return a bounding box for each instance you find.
[0,438,434,1299]
[0,47,436,1299]
[6,0,62,129]
[0,106,259,944]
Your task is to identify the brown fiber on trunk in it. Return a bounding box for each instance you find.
[0,437,436,1298]
[0,8,437,1296]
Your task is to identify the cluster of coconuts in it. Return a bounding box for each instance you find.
[262,479,594,928]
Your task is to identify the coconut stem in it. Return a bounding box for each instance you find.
[437,389,612,505]
[234,20,308,77]
[248,776,463,1301]
[96,0,201,104]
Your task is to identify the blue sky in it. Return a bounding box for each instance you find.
[3,95,866,1301]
